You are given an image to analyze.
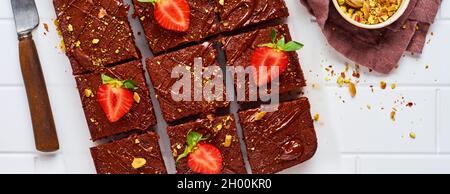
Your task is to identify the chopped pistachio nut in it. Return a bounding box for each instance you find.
[216,123,223,131]
[67,24,73,32]
[223,135,232,147]
[390,83,396,89]
[349,82,357,97]
[390,109,396,121]
[131,158,146,169]
[380,81,387,89]
[339,0,402,25]
[84,88,93,97]
[92,38,100,44]
[337,76,345,87]
[115,49,120,54]
[135,139,140,144]
[313,113,320,122]
[219,0,224,6]
[98,8,107,19]
[133,92,141,103]
[253,111,267,121]
[140,16,146,21]
[74,40,81,48]
[409,132,416,139]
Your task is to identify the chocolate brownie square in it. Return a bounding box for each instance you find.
[238,98,317,174]
[216,0,289,32]
[75,60,156,140]
[220,24,306,102]
[90,132,167,174]
[132,0,220,54]
[54,0,140,75]
[146,42,229,123]
[167,115,247,174]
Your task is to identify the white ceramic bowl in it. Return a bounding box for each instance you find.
[332,0,410,29]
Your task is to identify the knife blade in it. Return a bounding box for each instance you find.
[11,0,39,37]
[11,0,59,152]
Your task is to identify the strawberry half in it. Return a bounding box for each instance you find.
[250,29,304,86]
[251,47,289,87]
[188,143,223,174]
[97,74,138,123]
[139,0,191,32]
[176,131,223,174]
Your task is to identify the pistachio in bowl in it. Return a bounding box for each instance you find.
[332,0,410,29]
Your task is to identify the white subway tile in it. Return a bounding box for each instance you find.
[325,87,437,153]
[0,88,36,152]
[0,154,35,174]
[438,88,450,153]
[358,155,450,174]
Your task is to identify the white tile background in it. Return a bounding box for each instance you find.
[0,0,448,174]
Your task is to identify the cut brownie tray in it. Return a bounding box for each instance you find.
[51,0,320,174]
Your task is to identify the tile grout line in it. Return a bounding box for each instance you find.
[435,88,441,154]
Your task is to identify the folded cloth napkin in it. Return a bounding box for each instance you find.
[300,0,441,73]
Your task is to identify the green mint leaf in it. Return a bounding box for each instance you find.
[176,131,209,163]
[258,43,276,48]
[176,145,191,163]
[101,74,116,84]
[276,36,286,48]
[123,80,138,91]
[282,41,304,52]
[187,131,203,147]
[137,0,157,5]
[270,29,277,43]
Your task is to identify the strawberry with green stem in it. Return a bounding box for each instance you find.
[97,74,138,123]
[138,0,190,32]
[251,29,304,86]
[177,131,223,174]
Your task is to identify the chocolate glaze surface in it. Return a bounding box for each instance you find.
[54,0,140,75]
[217,0,289,31]
[91,132,167,174]
[132,0,219,54]
[146,42,229,123]
[221,24,306,102]
[75,60,156,141]
[167,115,247,174]
[238,98,317,174]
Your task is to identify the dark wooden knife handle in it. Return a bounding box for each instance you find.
[19,34,59,152]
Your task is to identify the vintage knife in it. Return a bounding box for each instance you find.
[11,0,59,152]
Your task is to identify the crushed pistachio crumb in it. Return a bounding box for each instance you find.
[84,88,93,97]
[313,113,320,122]
[133,92,141,103]
[92,39,100,44]
[135,139,140,144]
[409,132,416,139]
[380,81,387,89]
[349,82,357,97]
[67,24,73,32]
[253,111,267,121]
[224,135,232,147]
[75,40,81,48]
[131,158,146,169]
[390,109,397,121]
[391,83,396,90]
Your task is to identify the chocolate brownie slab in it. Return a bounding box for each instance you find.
[91,132,167,174]
[167,115,247,174]
[54,0,140,75]
[216,0,290,32]
[146,42,229,123]
[132,0,219,54]
[75,60,156,140]
[220,24,306,102]
[238,98,317,174]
